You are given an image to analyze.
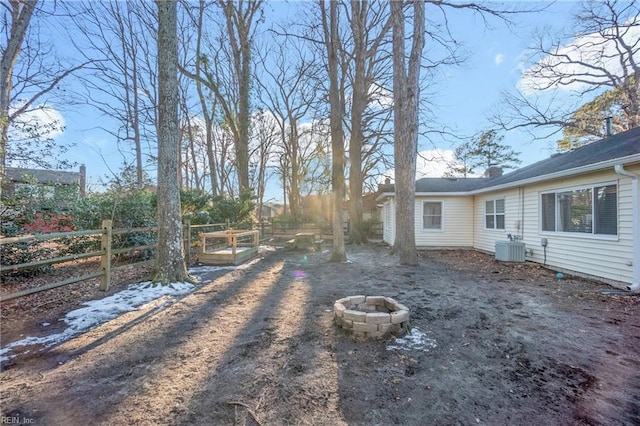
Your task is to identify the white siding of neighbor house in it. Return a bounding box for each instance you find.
[415,196,474,247]
[472,167,637,286]
[382,199,395,245]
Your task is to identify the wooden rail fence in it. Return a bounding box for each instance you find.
[0,220,228,302]
[0,219,360,302]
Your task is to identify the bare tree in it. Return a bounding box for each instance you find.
[183,0,220,195]
[256,37,319,220]
[346,0,392,244]
[494,0,639,141]
[320,0,347,262]
[64,1,160,189]
[249,110,277,219]
[390,0,424,266]
[154,0,191,284]
[180,0,263,195]
[1,0,36,187]
[1,0,86,191]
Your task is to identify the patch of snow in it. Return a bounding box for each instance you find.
[387,327,438,352]
[0,257,264,363]
[1,281,194,363]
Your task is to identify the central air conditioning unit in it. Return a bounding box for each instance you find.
[495,241,526,263]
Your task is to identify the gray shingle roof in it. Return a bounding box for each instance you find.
[379,126,640,196]
[415,177,492,192]
[6,168,80,185]
[481,126,640,189]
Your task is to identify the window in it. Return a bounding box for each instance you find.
[485,199,505,230]
[540,184,617,236]
[541,193,555,231]
[423,201,442,230]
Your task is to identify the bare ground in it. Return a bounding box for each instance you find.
[1,244,639,425]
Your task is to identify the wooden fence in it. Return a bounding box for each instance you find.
[0,220,229,302]
[0,219,369,302]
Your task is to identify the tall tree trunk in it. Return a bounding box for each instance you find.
[391,0,423,266]
[348,0,367,244]
[321,0,346,262]
[195,1,218,196]
[154,0,192,283]
[0,0,37,194]
[218,0,262,193]
[289,118,300,221]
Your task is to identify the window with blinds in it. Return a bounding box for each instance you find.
[540,184,617,236]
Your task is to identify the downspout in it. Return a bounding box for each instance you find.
[614,164,640,292]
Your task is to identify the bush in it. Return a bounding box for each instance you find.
[71,189,157,258]
[0,183,74,275]
[72,189,157,230]
[0,240,54,277]
[207,189,256,224]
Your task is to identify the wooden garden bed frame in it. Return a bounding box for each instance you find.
[199,229,260,266]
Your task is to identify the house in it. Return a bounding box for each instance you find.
[256,202,284,221]
[377,127,640,291]
[343,190,387,223]
[4,165,87,199]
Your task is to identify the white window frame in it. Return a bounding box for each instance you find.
[422,200,443,231]
[539,181,618,239]
[484,198,505,230]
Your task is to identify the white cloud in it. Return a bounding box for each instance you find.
[382,148,479,182]
[9,104,65,139]
[494,53,505,66]
[369,82,394,108]
[517,23,640,94]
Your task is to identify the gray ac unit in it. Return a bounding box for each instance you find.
[495,241,526,262]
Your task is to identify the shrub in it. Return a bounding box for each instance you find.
[71,189,157,258]
[207,189,256,224]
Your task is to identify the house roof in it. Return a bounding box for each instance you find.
[415,177,493,193]
[478,126,640,190]
[6,167,81,185]
[377,126,640,199]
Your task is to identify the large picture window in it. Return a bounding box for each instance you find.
[540,184,617,236]
[485,199,505,230]
[423,201,442,230]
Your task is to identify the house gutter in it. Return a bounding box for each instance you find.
[614,164,640,292]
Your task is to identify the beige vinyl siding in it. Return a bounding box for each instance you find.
[415,196,473,247]
[473,168,635,285]
[473,188,521,252]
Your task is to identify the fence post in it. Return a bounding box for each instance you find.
[183,218,191,265]
[100,219,113,291]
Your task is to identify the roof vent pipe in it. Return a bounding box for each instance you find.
[606,117,613,136]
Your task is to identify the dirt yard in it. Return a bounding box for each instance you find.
[1,243,639,425]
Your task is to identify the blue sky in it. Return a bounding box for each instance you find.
[18,1,598,196]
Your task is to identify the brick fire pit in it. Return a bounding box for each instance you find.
[334,295,410,339]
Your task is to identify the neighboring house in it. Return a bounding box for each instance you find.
[257,202,284,221]
[343,192,384,223]
[377,127,640,291]
[4,165,87,200]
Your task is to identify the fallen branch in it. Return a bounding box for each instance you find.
[227,400,263,426]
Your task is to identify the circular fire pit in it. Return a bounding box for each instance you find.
[334,295,410,339]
